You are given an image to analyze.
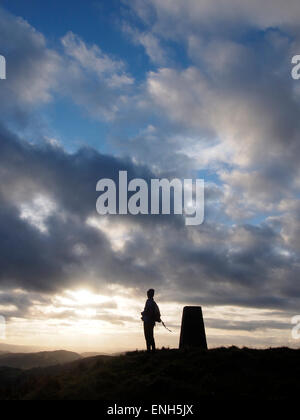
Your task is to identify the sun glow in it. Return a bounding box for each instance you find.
[64,289,109,306]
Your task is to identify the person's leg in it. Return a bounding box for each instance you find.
[144,322,151,352]
[150,323,156,352]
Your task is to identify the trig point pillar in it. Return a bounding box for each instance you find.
[179,306,207,350]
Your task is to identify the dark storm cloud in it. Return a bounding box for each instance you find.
[0,122,149,218]
[0,290,51,319]
[130,222,300,311]
[0,195,107,293]
[0,124,165,293]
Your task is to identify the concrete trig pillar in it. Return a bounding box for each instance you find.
[179,306,207,350]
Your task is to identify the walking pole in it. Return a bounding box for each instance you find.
[161,320,173,333]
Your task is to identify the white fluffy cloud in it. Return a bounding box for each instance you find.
[0,7,60,114]
[0,8,135,126]
[128,0,300,36]
[58,32,135,120]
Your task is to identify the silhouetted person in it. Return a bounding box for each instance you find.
[141,289,161,353]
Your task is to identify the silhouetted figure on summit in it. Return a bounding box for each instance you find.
[141,289,161,353]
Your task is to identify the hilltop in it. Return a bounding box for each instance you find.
[0,347,299,400]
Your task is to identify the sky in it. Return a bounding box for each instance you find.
[1,0,300,352]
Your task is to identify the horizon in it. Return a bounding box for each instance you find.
[1,0,300,354]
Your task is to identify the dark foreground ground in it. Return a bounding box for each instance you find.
[0,347,299,400]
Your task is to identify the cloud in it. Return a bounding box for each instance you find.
[0,290,51,319]
[0,7,60,126]
[122,23,168,66]
[205,318,291,332]
[122,0,300,213]
[128,0,300,37]
[0,123,169,296]
[142,35,300,215]
[0,7,135,128]
[59,32,134,120]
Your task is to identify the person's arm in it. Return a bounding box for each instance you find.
[141,300,150,318]
[156,302,161,322]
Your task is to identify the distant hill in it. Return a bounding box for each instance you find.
[81,352,108,358]
[0,350,81,370]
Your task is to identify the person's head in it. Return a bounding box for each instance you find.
[147,289,155,299]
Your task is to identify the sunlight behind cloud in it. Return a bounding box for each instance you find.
[87,217,133,251]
